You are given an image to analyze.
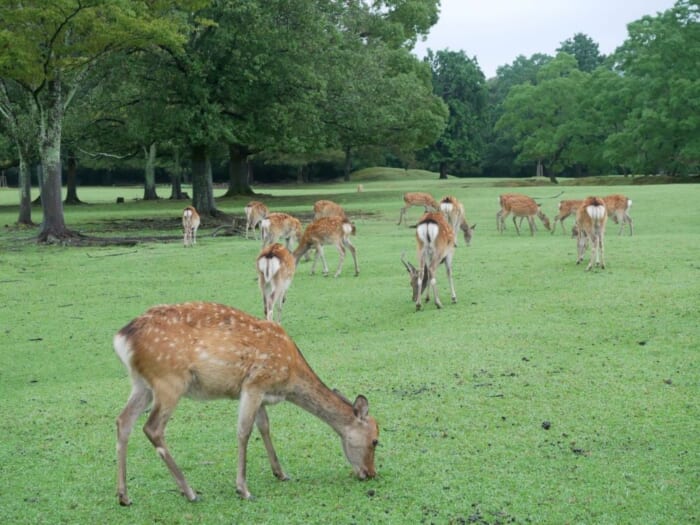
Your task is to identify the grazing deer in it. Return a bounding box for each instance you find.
[260,212,302,250]
[182,206,200,247]
[408,211,457,310]
[293,216,359,277]
[496,193,551,235]
[256,243,296,323]
[603,194,633,235]
[439,195,476,246]
[575,196,607,270]
[244,201,269,240]
[551,199,583,235]
[313,199,347,220]
[397,192,439,226]
[114,302,378,505]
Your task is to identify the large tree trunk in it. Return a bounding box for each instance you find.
[64,154,83,204]
[17,151,34,225]
[439,161,448,179]
[343,146,352,182]
[143,142,159,200]
[222,143,253,197]
[37,80,75,242]
[191,144,217,216]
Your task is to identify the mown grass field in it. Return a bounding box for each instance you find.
[0,171,698,524]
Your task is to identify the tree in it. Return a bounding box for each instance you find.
[0,1,205,242]
[611,0,700,174]
[483,53,553,177]
[420,50,488,178]
[495,53,588,181]
[557,33,604,72]
[0,81,37,225]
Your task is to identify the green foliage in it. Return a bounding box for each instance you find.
[421,50,488,176]
[557,32,605,72]
[0,177,698,523]
[612,0,700,174]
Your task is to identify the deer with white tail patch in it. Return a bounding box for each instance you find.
[182,206,200,247]
[575,196,608,270]
[403,211,457,310]
[256,243,295,323]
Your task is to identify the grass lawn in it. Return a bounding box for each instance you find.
[0,172,698,524]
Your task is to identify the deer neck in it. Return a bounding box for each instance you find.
[287,364,355,436]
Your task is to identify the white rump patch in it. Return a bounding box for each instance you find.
[417,222,440,244]
[258,256,281,281]
[440,202,454,214]
[586,204,606,220]
[113,333,132,369]
[627,199,632,209]
[342,222,353,235]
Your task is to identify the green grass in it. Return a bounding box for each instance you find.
[0,177,698,524]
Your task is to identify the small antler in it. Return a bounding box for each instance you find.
[400,251,417,275]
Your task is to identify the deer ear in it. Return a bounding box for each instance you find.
[353,395,369,420]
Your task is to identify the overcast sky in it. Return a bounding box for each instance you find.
[413,0,676,78]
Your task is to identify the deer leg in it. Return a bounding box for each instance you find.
[255,406,289,481]
[415,264,425,311]
[314,245,330,276]
[343,238,359,276]
[512,216,521,235]
[398,207,407,225]
[576,232,587,265]
[116,381,153,506]
[527,217,536,236]
[333,243,346,278]
[142,394,198,502]
[444,256,457,304]
[236,390,264,500]
[496,210,503,233]
[429,267,443,308]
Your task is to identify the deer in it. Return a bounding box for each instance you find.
[551,199,583,235]
[439,195,476,246]
[256,243,296,323]
[603,194,633,235]
[182,206,200,247]
[114,301,379,505]
[575,196,607,270]
[397,192,439,226]
[313,199,347,220]
[293,216,359,278]
[405,211,457,310]
[260,212,302,250]
[496,193,551,235]
[244,201,269,240]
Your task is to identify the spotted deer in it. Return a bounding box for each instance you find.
[551,199,582,235]
[114,302,379,505]
[496,193,551,235]
[244,201,269,240]
[256,243,296,323]
[293,216,359,277]
[405,211,457,310]
[397,192,439,226]
[439,195,476,246]
[313,199,347,220]
[260,212,302,250]
[182,206,200,247]
[575,196,608,270]
[603,194,633,235]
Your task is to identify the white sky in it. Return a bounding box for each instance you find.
[413,0,676,78]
